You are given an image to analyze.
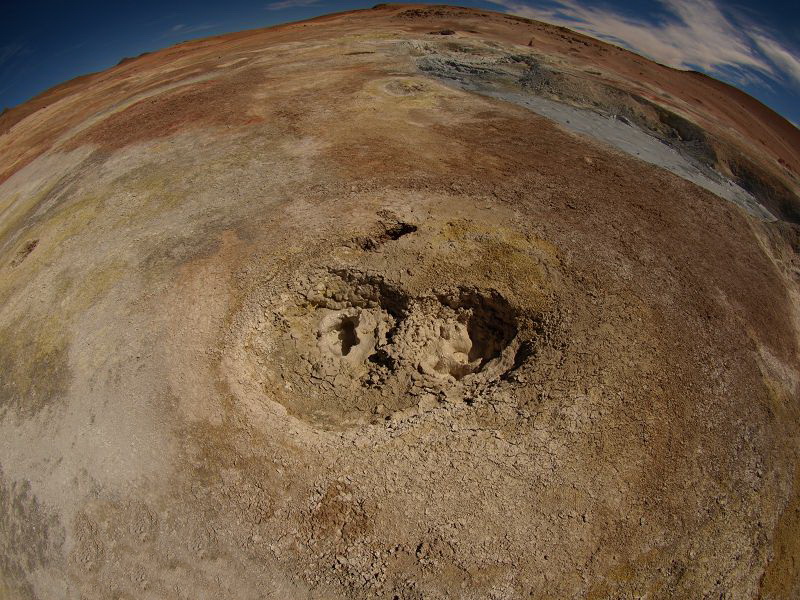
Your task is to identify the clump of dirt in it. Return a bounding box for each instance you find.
[9,239,38,267]
[355,217,418,250]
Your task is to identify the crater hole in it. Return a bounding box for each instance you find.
[428,289,521,380]
[385,222,418,240]
[338,315,360,356]
[465,308,517,366]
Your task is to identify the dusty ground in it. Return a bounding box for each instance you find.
[1,4,799,599]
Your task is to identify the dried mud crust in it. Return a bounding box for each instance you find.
[231,266,546,427]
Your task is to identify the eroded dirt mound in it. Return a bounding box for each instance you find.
[229,262,543,426]
[1,4,799,600]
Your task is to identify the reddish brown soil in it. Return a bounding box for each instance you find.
[2,4,798,186]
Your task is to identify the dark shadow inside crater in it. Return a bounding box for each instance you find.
[337,315,360,356]
[440,288,519,371]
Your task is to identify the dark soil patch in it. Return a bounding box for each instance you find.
[10,239,38,267]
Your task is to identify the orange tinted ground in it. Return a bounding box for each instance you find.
[1,4,798,185]
[65,75,265,152]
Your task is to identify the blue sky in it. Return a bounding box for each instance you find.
[1,0,798,125]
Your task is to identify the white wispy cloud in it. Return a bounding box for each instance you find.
[751,32,800,88]
[0,43,26,67]
[487,0,800,91]
[265,0,320,11]
[166,23,218,36]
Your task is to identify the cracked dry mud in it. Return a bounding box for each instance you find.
[2,4,800,600]
[236,256,536,427]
